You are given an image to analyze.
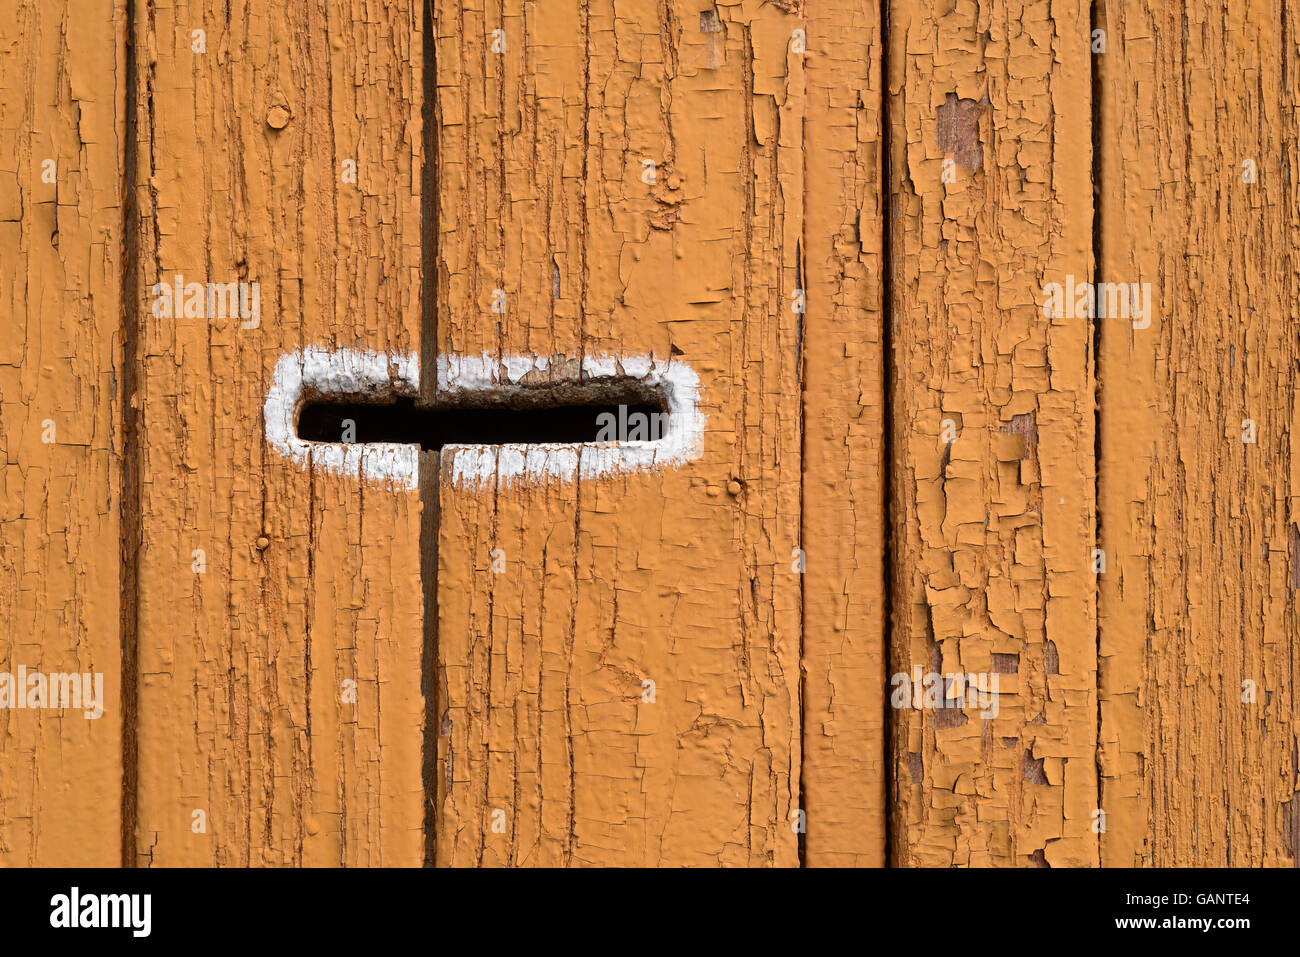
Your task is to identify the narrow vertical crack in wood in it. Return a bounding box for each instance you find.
[420,0,441,869]
[119,0,143,870]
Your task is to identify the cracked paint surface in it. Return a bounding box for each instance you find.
[12,0,1298,870]
[1097,0,1300,867]
[0,0,126,866]
[886,0,1098,867]
[799,0,888,867]
[431,0,809,867]
[131,0,426,865]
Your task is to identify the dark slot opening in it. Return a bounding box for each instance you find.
[297,387,668,451]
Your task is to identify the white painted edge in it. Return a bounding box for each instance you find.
[263,346,422,489]
[264,347,706,490]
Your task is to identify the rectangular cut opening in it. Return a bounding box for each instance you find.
[297,385,668,450]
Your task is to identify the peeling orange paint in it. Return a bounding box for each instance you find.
[4,0,1299,870]
[1097,0,1300,867]
[886,0,1098,868]
[129,0,426,866]
[431,0,808,867]
[0,0,127,866]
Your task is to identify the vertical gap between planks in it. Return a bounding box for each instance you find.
[1090,0,1104,867]
[880,0,896,869]
[419,457,440,866]
[119,0,142,869]
[420,0,441,868]
[795,4,808,868]
[797,235,806,869]
[1283,0,1299,869]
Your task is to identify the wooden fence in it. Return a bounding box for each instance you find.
[1,0,1296,866]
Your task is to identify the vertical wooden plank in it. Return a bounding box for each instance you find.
[0,0,126,864]
[887,0,1098,866]
[130,0,425,865]
[1097,0,1299,866]
[433,0,804,866]
[799,0,887,866]
[435,472,580,865]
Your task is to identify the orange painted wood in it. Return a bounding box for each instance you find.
[885,0,1099,866]
[15,0,1299,870]
[429,0,826,866]
[1097,0,1300,866]
[800,0,888,867]
[0,0,127,865]
[128,0,425,865]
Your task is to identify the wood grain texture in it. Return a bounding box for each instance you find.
[12,0,1300,870]
[886,0,1098,866]
[799,0,888,867]
[129,0,425,865]
[1097,0,1300,866]
[0,0,126,865]
[430,0,807,866]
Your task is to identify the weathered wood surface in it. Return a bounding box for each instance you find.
[886,0,1098,866]
[128,0,426,865]
[1097,0,1300,867]
[430,0,825,867]
[4,0,1300,868]
[0,0,126,865]
[800,1,888,867]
